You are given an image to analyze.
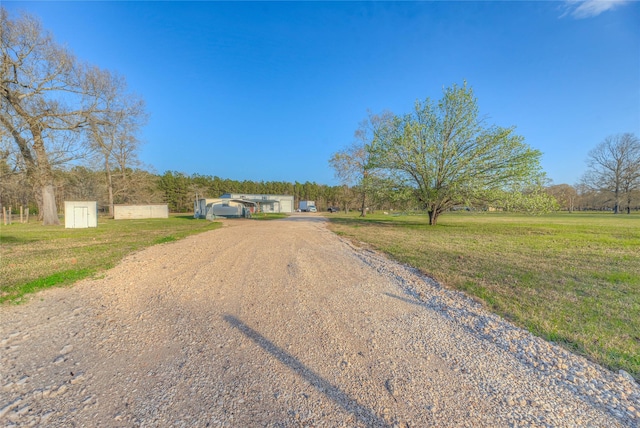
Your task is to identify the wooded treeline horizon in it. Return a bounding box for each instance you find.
[1,162,637,216]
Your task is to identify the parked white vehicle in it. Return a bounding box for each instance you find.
[299,201,317,212]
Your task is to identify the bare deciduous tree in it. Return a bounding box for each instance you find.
[546,184,578,212]
[329,111,392,217]
[0,8,108,224]
[84,70,146,216]
[581,133,640,214]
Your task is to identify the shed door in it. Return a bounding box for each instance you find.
[74,207,88,228]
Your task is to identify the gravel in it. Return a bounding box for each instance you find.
[1,214,638,427]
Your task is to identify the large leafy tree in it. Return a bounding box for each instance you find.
[581,133,640,214]
[370,82,548,225]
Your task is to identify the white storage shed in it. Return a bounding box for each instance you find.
[64,201,98,229]
[113,204,169,220]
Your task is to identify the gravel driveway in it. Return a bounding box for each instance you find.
[1,214,638,427]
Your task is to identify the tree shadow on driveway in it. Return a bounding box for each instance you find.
[223,314,389,427]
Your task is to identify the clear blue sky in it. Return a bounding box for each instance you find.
[5,1,639,186]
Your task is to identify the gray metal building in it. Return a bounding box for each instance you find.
[194,198,256,219]
[220,193,294,213]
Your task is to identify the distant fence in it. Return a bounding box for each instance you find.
[113,204,169,220]
[2,205,30,225]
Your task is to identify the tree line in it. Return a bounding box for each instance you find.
[157,172,347,213]
[2,156,637,218]
[0,162,359,214]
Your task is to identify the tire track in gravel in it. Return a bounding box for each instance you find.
[1,214,638,427]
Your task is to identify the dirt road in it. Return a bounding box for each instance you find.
[1,215,638,426]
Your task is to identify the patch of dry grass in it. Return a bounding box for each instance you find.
[327,212,640,380]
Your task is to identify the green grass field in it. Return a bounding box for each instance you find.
[326,211,640,380]
[0,215,222,303]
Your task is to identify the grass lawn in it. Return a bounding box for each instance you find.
[326,211,640,381]
[0,215,222,304]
